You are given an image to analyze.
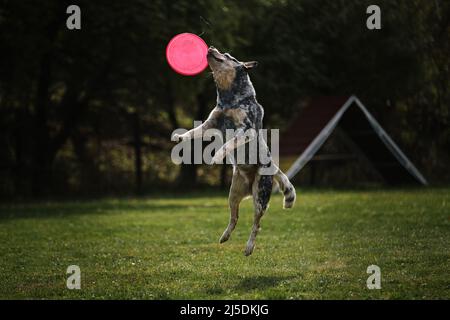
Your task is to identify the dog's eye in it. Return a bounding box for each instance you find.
[225,53,239,63]
[213,56,225,63]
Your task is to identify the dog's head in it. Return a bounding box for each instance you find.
[207,46,258,91]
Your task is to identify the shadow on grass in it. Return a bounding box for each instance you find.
[204,275,296,297]
[0,201,223,221]
[234,275,294,292]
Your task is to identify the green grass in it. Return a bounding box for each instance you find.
[0,189,449,299]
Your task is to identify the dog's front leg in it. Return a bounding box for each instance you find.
[173,107,221,141]
[212,128,256,163]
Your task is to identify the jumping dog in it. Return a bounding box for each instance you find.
[173,47,296,255]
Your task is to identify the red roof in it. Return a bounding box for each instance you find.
[279,96,350,156]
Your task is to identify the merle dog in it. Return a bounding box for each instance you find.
[173,47,296,255]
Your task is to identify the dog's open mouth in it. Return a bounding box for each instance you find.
[207,53,224,63]
[207,47,225,63]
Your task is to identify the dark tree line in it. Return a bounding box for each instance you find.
[0,0,448,197]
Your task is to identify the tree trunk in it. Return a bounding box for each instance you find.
[30,11,64,197]
[177,92,210,187]
[31,50,53,197]
[132,112,143,195]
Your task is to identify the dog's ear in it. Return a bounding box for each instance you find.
[243,61,258,70]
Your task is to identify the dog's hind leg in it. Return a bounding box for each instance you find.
[244,173,273,256]
[274,167,296,209]
[219,168,250,243]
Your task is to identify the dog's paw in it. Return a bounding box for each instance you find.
[244,241,255,256]
[172,133,189,142]
[172,133,181,142]
[219,232,230,244]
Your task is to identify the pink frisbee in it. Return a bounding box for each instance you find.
[166,33,208,76]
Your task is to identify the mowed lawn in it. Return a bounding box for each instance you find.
[0,189,449,299]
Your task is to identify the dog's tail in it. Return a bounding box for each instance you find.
[273,168,296,209]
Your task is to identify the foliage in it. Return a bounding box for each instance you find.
[0,0,448,197]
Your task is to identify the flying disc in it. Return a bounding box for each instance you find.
[166,33,208,76]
